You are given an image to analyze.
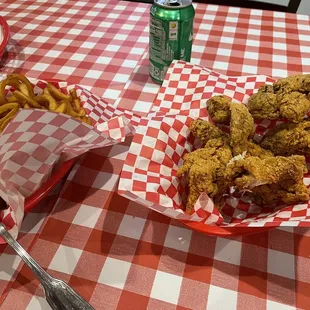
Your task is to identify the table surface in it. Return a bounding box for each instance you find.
[0,1,310,309]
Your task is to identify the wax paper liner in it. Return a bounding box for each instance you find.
[118,60,310,228]
[0,76,139,241]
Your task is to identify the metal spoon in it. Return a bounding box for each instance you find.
[0,223,94,310]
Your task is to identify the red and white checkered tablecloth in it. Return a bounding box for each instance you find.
[0,1,310,309]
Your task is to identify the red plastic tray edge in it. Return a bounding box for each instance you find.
[24,159,75,213]
[182,220,274,237]
[0,16,9,58]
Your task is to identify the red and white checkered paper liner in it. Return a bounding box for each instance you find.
[119,60,310,228]
[0,76,136,242]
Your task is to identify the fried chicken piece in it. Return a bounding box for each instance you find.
[248,75,310,123]
[261,120,310,156]
[225,155,309,205]
[190,112,272,158]
[251,182,309,205]
[274,74,310,93]
[233,141,274,158]
[230,103,255,151]
[225,155,307,187]
[207,95,231,124]
[205,137,232,164]
[248,84,280,120]
[189,119,227,145]
[229,102,272,157]
[178,137,232,213]
[278,92,310,123]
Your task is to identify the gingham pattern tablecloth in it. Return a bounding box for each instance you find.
[0,1,310,309]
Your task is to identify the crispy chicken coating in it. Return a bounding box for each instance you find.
[180,117,272,213]
[261,120,310,156]
[248,75,310,123]
[251,183,309,205]
[178,137,232,214]
[229,103,273,157]
[274,74,310,93]
[189,119,227,145]
[233,141,274,158]
[179,75,310,213]
[278,92,310,123]
[191,112,272,158]
[203,99,273,157]
[248,85,280,119]
[207,95,231,124]
[204,137,232,164]
[225,155,307,187]
[225,155,309,205]
[230,103,255,153]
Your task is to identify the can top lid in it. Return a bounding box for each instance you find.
[154,0,192,8]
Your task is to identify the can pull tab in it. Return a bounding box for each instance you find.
[168,0,181,6]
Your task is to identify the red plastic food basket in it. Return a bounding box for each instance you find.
[0,16,9,59]
[0,21,75,215]
[24,159,75,213]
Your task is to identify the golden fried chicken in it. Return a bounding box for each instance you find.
[178,137,232,214]
[189,119,227,145]
[261,120,310,156]
[230,103,255,152]
[233,141,274,158]
[248,84,280,119]
[274,74,310,93]
[191,113,272,158]
[229,103,273,157]
[278,92,310,123]
[251,183,309,205]
[248,75,310,123]
[225,155,307,187]
[225,155,309,205]
[205,137,232,164]
[207,95,231,124]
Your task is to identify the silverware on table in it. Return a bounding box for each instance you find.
[0,223,94,310]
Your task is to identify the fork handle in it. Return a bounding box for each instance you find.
[45,280,95,310]
[0,224,94,309]
[0,223,52,283]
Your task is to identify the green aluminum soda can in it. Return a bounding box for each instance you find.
[149,0,195,84]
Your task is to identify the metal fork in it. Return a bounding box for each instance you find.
[0,223,94,310]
